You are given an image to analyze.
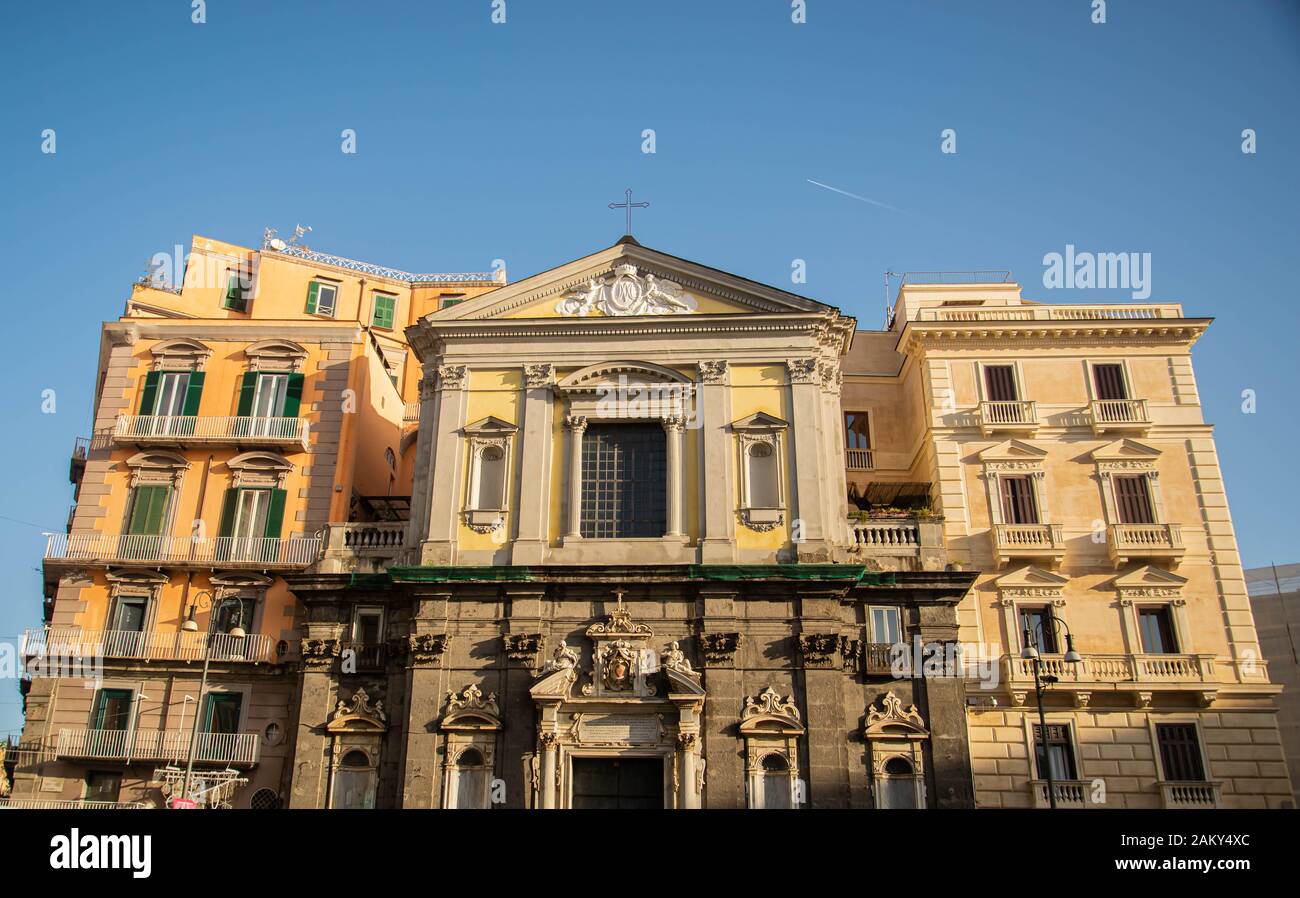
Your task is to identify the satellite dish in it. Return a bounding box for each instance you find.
[269,238,288,251]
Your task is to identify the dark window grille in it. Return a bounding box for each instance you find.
[984,365,1018,402]
[1000,475,1039,524]
[1033,723,1078,780]
[1157,724,1206,781]
[580,423,666,538]
[1093,363,1128,400]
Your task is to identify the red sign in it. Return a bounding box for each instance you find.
[170,797,198,809]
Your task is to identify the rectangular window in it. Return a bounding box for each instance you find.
[232,489,272,541]
[870,606,902,645]
[109,595,147,633]
[252,373,289,418]
[441,295,465,309]
[306,281,338,317]
[580,423,667,539]
[983,365,1019,402]
[999,475,1039,524]
[353,607,384,645]
[152,371,191,417]
[223,271,252,312]
[1033,724,1078,780]
[1020,606,1058,654]
[1138,606,1179,654]
[371,293,396,329]
[84,771,122,804]
[1156,724,1206,782]
[203,693,243,734]
[125,485,170,536]
[1092,363,1128,401]
[844,412,871,450]
[213,597,255,635]
[92,689,133,731]
[1114,474,1156,524]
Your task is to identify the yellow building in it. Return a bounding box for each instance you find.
[841,275,1292,808]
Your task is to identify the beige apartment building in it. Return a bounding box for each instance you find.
[3,234,1290,809]
[843,276,1292,808]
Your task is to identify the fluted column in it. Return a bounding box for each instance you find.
[564,414,587,540]
[663,415,685,537]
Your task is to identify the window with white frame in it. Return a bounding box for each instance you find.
[732,412,788,531]
[869,606,902,646]
[740,687,803,809]
[446,746,491,809]
[462,416,516,532]
[440,685,501,809]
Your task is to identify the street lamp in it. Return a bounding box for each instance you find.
[176,590,246,807]
[1020,614,1082,809]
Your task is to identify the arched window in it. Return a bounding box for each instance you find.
[879,756,918,809]
[450,746,490,809]
[474,445,506,510]
[331,750,377,809]
[746,442,779,507]
[760,753,792,810]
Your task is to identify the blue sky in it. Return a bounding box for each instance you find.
[1,0,1297,737]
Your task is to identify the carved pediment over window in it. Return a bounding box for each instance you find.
[462,415,518,440]
[586,601,654,639]
[149,338,212,371]
[124,450,190,488]
[227,451,293,489]
[996,566,1069,602]
[327,687,387,733]
[979,439,1048,473]
[740,687,804,736]
[244,339,307,373]
[864,691,928,739]
[442,684,502,732]
[1113,565,1187,600]
[1090,438,1161,474]
[105,569,168,599]
[554,264,700,317]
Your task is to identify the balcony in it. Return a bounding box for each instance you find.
[50,728,260,767]
[113,415,309,450]
[44,533,321,570]
[23,627,277,664]
[1003,652,1218,704]
[69,436,89,484]
[403,402,420,424]
[915,303,1184,323]
[1029,780,1094,809]
[846,516,946,572]
[991,523,1065,567]
[846,448,874,471]
[862,642,895,675]
[978,400,1038,435]
[0,798,149,810]
[315,521,408,573]
[340,642,387,672]
[1108,523,1184,566]
[1159,781,1222,809]
[1088,399,1151,434]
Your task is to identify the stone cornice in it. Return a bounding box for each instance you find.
[897,319,1211,355]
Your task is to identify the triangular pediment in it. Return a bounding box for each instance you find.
[979,439,1047,463]
[731,411,789,431]
[430,240,838,322]
[1113,565,1188,590]
[996,566,1069,590]
[462,415,518,436]
[1091,438,1161,462]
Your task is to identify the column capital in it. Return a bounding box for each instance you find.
[563,414,588,432]
[661,415,686,433]
[697,359,729,385]
[437,364,467,391]
[786,357,820,384]
[524,363,555,388]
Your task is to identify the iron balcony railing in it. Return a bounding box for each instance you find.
[0,798,150,810]
[114,415,309,447]
[403,402,420,423]
[44,533,321,569]
[51,728,260,766]
[23,627,277,664]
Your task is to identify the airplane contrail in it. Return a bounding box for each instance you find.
[806,179,903,213]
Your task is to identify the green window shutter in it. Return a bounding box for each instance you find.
[138,371,160,415]
[282,373,304,417]
[236,372,257,416]
[305,281,319,314]
[264,488,287,539]
[372,294,395,329]
[223,275,246,312]
[127,485,170,535]
[181,371,205,416]
[217,489,238,538]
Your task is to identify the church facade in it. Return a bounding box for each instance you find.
[7,233,1290,809]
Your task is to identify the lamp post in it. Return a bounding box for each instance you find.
[176,590,245,807]
[1020,614,1082,809]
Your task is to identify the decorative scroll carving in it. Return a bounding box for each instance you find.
[555,264,699,317]
[503,632,543,662]
[328,687,387,732]
[786,358,819,384]
[697,359,729,385]
[523,363,555,388]
[300,638,342,669]
[818,359,842,395]
[446,684,500,719]
[407,633,451,663]
[701,632,744,664]
[742,687,802,726]
[864,691,927,735]
[798,633,843,667]
[438,364,467,391]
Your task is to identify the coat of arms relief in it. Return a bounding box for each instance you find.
[554,264,699,317]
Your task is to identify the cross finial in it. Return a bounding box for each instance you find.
[608,188,649,236]
[613,587,626,610]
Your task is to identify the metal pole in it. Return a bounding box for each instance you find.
[1033,657,1056,809]
[179,634,211,806]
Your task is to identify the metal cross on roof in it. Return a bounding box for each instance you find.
[608,188,649,236]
